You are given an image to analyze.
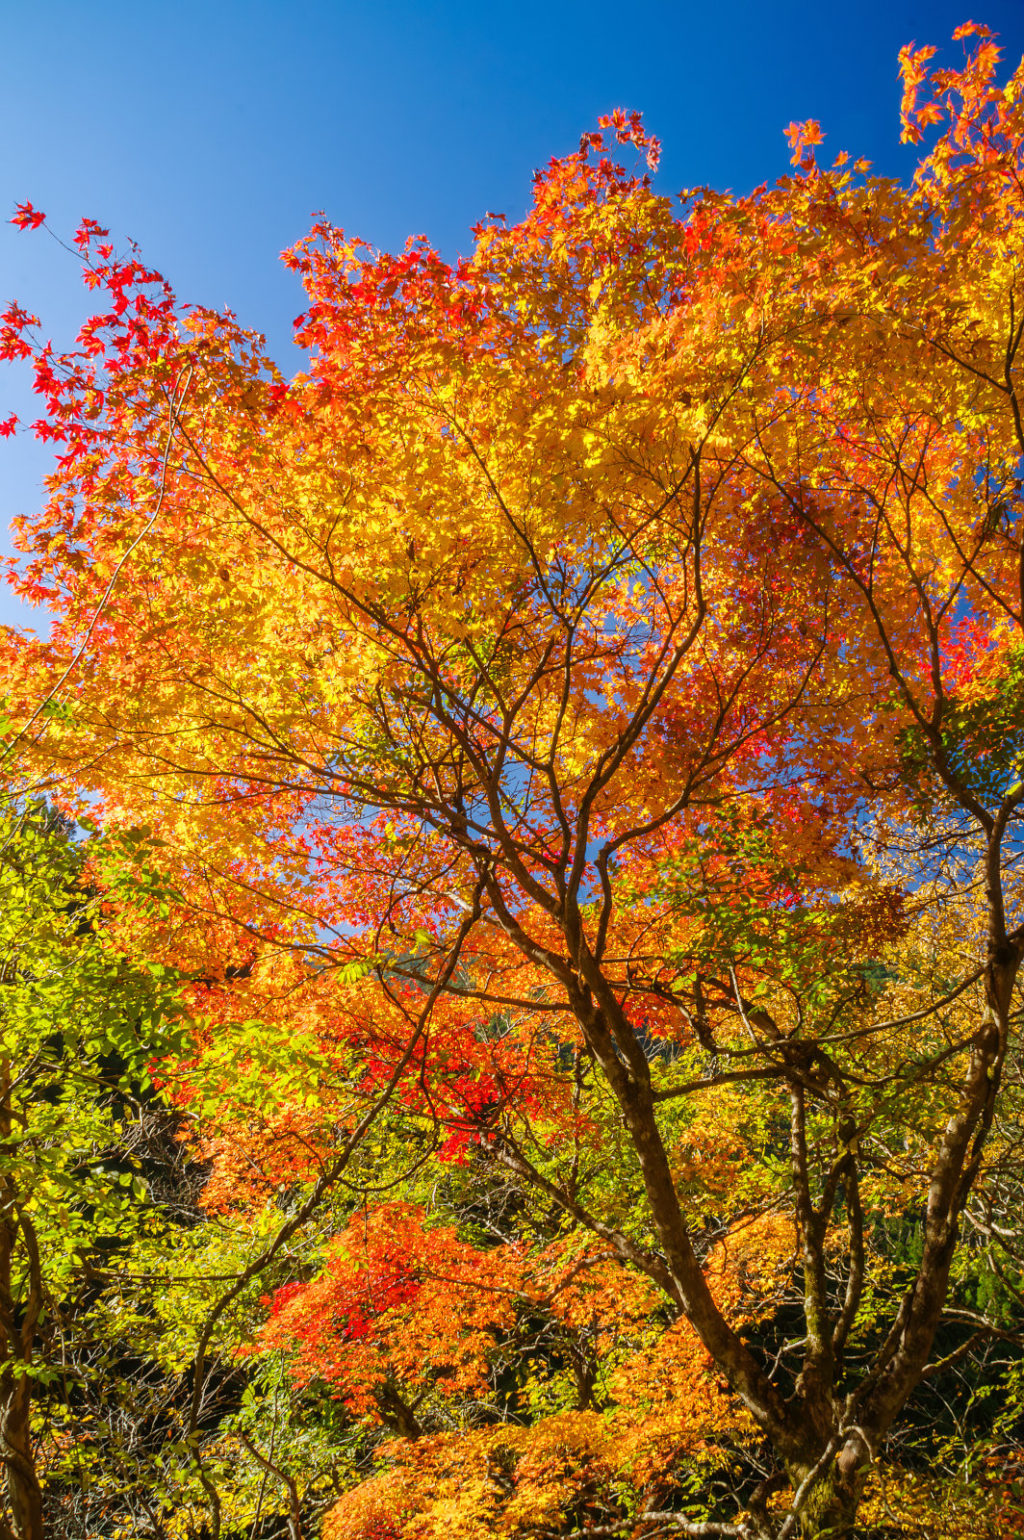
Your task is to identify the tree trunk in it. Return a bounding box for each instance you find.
[0,1371,43,1540]
[0,1055,43,1540]
[788,1447,866,1540]
[373,1381,423,1440]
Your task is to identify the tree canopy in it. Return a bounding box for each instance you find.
[2,21,1024,1540]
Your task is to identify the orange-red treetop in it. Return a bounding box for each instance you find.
[1,25,1023,1242]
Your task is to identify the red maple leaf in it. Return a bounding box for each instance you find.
[11,203,46,232]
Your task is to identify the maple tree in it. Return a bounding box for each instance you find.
[4,20,1024,1538]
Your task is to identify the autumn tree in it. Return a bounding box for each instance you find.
[5,22,1024,1537]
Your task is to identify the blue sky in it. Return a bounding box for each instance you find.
[2,0,1023,627]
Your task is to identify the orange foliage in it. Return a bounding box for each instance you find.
[259,1205,522,1416]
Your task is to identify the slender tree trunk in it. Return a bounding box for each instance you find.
[0,1060,43,1540]
[0,1373,43,1540]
